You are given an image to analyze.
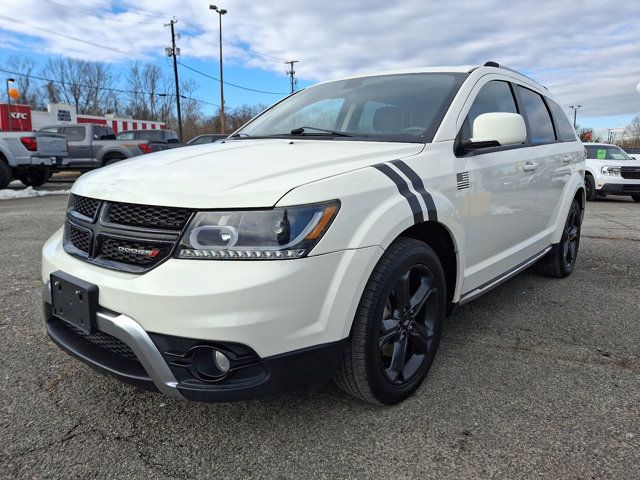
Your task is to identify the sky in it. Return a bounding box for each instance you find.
[0,0,639,137]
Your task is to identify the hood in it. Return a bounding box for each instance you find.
[72,139,424,208]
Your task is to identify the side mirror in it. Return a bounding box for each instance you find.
[463,112,527,150]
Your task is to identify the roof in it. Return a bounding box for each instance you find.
[314,63,547,92]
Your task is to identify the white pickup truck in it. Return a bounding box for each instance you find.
[0,131,67,189]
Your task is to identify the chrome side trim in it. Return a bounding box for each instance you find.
[459,247,551,305]
[43,281,183,399]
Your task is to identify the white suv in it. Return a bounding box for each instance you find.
[42,62,586,405]
[584,143,640,202]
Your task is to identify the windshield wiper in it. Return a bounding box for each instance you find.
[290,126,353,137]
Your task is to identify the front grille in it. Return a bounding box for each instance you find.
[68,224,92,254]
[621,167,640,180]
[108,202,193,230]
[98,236,174,267]
[64,196,191,273]
[72,195,100,220]
[64,320,138,361]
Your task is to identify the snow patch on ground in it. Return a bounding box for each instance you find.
[0,187,70,200]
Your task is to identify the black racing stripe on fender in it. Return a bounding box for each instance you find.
[390,159,438,222]
[373,163,424,224]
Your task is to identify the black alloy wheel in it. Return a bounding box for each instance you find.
[378,265,438,386]
[334,237,446,405]
[536,199,582,278]
[562,206,580,270]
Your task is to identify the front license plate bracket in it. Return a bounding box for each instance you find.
[50,271,99,334]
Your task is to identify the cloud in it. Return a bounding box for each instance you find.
[0,0,639,118]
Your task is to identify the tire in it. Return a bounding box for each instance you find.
[536,200,582,278]
[16,167,50,187]
[104,156,125,167]
[0,160,11,190]
[632,195,640,203]
[334,237,446,405]
[585,174,597,201]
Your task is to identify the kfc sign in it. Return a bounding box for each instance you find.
[10,111,28,120]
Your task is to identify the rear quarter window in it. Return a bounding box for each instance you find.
[547,100,577,142]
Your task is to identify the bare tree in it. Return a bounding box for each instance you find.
[620,115,640,147]
[4,55,45,109]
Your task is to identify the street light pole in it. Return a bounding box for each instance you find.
[6,78,15,132]
[569,105,582,129]
[210,5,227,134]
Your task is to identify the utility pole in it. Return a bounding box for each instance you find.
[569,105,581,129]
[6,78,15,132]
[210,5,227,134]
[165,18,182,142]
[284,60,299,94]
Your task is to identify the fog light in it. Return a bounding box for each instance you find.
[214,350,230,374]
[191,347,231,381]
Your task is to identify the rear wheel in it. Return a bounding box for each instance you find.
[585,174,597,201]
[632,195,640,203]
[536,199,582,278]
[334,237,446,405]
[0,160,11,189]
[16,167,50,187]
[104,155,126,166]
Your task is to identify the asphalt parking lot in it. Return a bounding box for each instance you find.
[1,180,638,479]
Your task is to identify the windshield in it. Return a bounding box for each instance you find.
[585,145,631,160]
[237,73,467,143]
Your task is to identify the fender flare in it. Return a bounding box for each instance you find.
[97,147,130,164]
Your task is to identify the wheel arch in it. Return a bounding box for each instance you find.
[399,221,460,314]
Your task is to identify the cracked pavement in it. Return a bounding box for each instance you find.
[0,187,639,479]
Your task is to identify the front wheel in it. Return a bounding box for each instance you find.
[536,199,582,278]
[334,237,446,405]
[632,195,640,203]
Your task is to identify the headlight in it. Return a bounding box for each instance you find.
[601,165,621,176]
[176,201,340,260]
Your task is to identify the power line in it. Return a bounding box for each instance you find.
[0,67,227,109]
[0,14,133,56]
[42,0,152,25]
[178,61,287,95]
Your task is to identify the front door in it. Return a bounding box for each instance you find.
[458,79,540,292]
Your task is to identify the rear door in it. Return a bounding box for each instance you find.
[538,98,581,229]
[514,86,571,240]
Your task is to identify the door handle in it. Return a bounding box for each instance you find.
[523,162,538,172]
[562,155,571,163]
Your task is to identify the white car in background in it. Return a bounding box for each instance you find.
[584,143,640,202]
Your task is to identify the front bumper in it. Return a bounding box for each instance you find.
[598,183,640,196]
[44,283,348,401]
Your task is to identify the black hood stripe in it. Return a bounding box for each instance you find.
[373,163,424,224]
[390,159,438,222]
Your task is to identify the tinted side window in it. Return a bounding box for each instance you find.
[462,81,517,139]
[517,86,555,144]
[117,131,135,140]
[547,100,577,142]
[64,126,86,142]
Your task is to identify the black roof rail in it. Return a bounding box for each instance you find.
[469,61,548,90]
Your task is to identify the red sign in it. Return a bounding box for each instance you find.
[0,103,33,132]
